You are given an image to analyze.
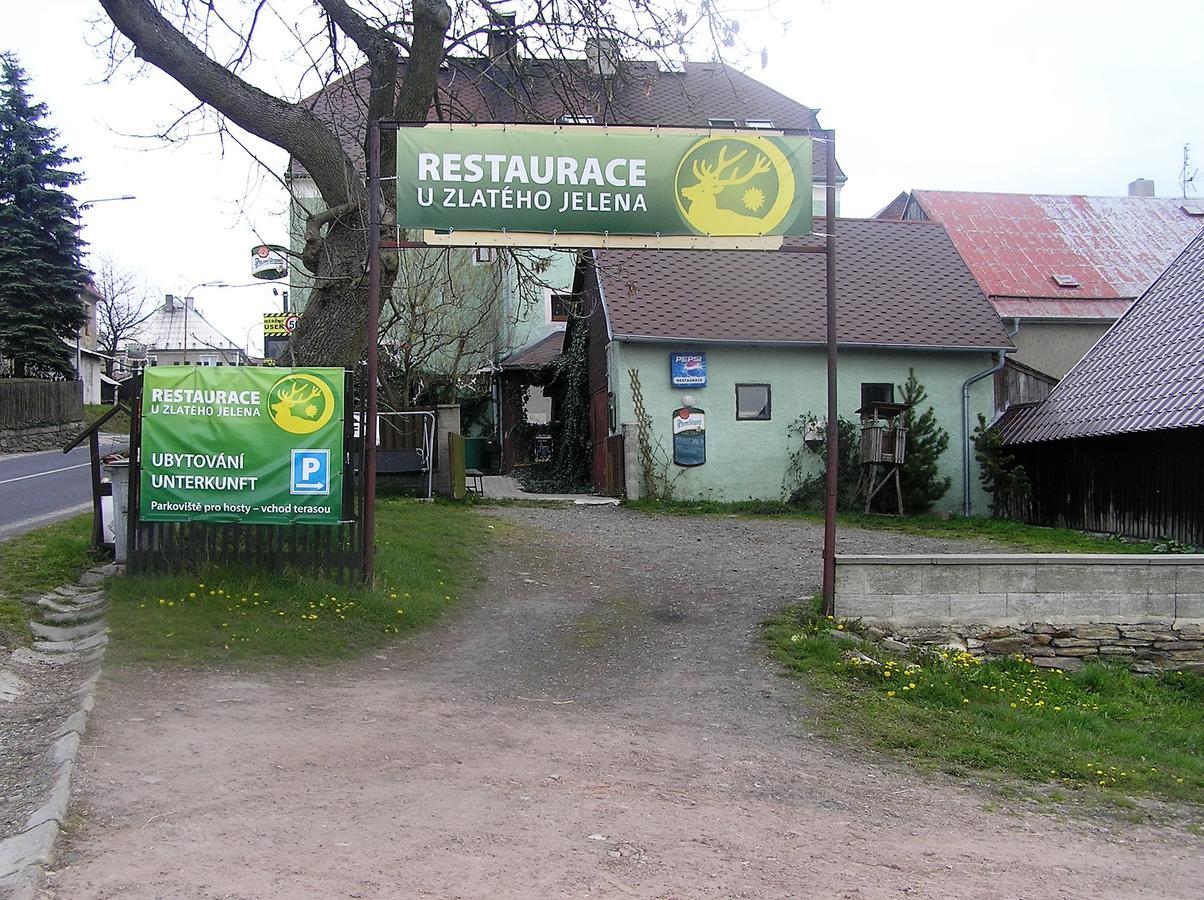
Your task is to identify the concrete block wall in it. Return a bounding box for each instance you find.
[836,555,1204,626]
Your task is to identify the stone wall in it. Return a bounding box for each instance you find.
[873,621,1204,673]
[0,421,82,453]
[836,554,1204,672]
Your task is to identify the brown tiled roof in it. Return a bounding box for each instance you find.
[291,58,842,184]
[593,219,1013,350]
[1000,228,1204,444]
[500,331,564,369]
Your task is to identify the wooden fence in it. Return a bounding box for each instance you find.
[0,379,82,428]
[126,369,368,582]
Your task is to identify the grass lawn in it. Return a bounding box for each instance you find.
[107,499,490,666]
[0,514,96,646]
[765,600,1204,807]
[626,498,1162,554]
[83,403,131,435]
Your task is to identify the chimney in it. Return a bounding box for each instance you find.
[585,36,619,78]
[1128,178,1155,197]
[164,293,177,311]
[488,12,518,67]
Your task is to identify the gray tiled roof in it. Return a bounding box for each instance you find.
[1000,228,1204,444]
[594,219,1013,350]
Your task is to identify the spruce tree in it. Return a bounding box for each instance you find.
[0,53,88,379]
[895,368,952,513]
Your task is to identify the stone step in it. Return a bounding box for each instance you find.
[29,621,107,643]
[32,632,108,654]
[38,604,108,626]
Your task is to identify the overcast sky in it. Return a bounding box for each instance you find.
[3,0,1202,354]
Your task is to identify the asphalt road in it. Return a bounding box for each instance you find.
[0,436,127,541]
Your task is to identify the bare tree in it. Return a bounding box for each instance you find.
[93,1,751,367]
[93,256,154,375]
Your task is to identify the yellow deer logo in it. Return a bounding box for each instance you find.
[675,136,797,236]
[268,373,335,435]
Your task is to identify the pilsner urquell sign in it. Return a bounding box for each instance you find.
[139,366,345,525]
[396,124,813,245]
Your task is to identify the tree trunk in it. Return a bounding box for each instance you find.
[287,217,397,367]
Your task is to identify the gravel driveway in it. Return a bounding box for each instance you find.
[44,506,1204,898]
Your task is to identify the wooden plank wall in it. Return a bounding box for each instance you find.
[1015,428,1204,546]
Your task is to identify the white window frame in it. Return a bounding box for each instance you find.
[745,119,775,129]
[198,354,219,367]
[472,247,496,265]
[707,118,738,129]
[557,114,596,125]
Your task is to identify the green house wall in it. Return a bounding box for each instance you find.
[610,341,997,514]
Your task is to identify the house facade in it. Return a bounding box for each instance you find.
[997,228,1204,545]
[575,220,1014,514]
[116,295,248,374]
[877,188,1204,379]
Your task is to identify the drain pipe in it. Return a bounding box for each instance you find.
[961,318,1020,516]
[961,350,1007,516]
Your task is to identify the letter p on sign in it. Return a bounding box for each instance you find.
[291,449,331,495]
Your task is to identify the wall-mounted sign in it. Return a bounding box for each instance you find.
[262,313,300,363]
[139,366,345,525]
[670,352,707,388]
[251,244,288,280]
[397,124,813,250]
[672,406,706,467]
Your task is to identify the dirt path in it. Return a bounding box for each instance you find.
[45,507,1203,898]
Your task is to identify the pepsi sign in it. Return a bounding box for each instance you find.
[670,352,707,388]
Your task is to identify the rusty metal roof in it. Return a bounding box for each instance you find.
[1000,228,1204,444]
[899,191,1204,316]
[594,219,1013,350]
[292,58,842,184]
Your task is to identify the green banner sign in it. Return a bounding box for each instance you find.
[396,124,812,241]
[139,366,345,525]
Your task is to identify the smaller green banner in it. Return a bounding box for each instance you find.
[139,366,345,525]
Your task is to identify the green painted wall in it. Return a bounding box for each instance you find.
[612,341,997,514]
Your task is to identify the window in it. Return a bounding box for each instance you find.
[860,382,894,412]
[547,292,577,323]
[472,247,496,265]
[707,118,738,128]
[735,384,771,420]
[744,119,775,129]
[199,354,218,367]
[557,114,596,125]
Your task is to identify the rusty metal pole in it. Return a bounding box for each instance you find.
[364,120,381,585]
[821,132,839,617]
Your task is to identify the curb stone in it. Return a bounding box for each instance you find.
[0,563,113,900]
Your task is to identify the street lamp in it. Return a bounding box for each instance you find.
[78,194,136,211]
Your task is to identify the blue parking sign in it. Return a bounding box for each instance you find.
[291,449,330,495]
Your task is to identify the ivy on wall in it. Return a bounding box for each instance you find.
[513,319,591,493]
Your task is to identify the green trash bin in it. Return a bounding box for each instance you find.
[463,437,486,471]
